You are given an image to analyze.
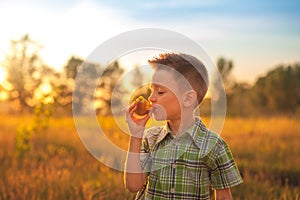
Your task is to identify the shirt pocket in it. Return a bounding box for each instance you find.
[175,152,210,185]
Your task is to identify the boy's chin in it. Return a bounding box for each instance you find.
[152,107,168,121]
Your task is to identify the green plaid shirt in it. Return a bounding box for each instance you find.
[136,117,243,200]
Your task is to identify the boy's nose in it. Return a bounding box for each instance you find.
[148,93,156,103]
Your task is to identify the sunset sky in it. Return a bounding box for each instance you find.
[0,0,299,83]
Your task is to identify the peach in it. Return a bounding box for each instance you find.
[134,96,150,116]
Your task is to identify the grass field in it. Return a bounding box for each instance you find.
[0,115,299,200]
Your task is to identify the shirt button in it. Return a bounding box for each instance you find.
[171,163,176,169]
[170,188,175,193]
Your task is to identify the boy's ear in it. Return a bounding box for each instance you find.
[183,90,197,107]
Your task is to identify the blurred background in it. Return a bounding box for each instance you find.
[0,0,299,199]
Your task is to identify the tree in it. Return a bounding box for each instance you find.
[53,56,85,114]
[216,57,234,90]
[227,82,253,116]
[128,66,151,103]
[72,60,101,115]
[251,64,300,114]
[210,57,234,116]
[95,61,125,115]
[64,56,83,80]
[3,34,47,112]
[131,66,143,88]
[62,57,127,116]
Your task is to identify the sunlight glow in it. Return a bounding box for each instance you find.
[0,92,8,100]
[34,82,54,104]
[40,82,52,95]
[0,67,6,83]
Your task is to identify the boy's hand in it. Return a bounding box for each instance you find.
[124,102,151,138]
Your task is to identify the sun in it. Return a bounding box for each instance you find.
[40,82,52,95]
[0,67,7,83]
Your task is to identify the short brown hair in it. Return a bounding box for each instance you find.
[148,52,209,104]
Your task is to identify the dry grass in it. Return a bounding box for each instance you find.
[0,115,299,199]
[221,117,300,200]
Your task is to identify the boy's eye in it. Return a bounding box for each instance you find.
[149,85,166,95]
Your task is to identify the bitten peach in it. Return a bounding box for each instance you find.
[134,96,151,116]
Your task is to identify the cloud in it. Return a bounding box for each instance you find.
[41,1,143,70]
[0,1,140,70]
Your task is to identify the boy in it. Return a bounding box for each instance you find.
[124,53,243,200]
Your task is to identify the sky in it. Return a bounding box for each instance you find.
[0,0,299,83]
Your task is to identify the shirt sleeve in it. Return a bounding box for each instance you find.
[210,140,243,189]
[140,137,152,173]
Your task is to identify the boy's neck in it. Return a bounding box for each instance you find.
[168,114,195,136]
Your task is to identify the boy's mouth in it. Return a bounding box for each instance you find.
[150,104,163,114]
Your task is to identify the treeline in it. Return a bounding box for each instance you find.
[207,58,300,116]
[0,35,299,117]
[0,35,126,116]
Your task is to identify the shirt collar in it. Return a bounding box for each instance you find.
[154,122,174,144]
[155,117,207,148]
[185,117,208,149]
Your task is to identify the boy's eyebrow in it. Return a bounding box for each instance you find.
[149,83,162,89]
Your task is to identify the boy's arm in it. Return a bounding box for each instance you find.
[215,188,232,200]
[124,102,150,192]
[124,136,148,192]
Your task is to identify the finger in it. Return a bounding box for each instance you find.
[128,101,137,111]
[123,107,133,123]
[129,105,137,116]
[122,106,128,114]
[123,103,136,116]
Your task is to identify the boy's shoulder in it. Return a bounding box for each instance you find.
[192,126,226,158]
[191,119,225,147]
[184,118,228,158]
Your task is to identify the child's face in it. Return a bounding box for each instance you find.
[149,69,182,121]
